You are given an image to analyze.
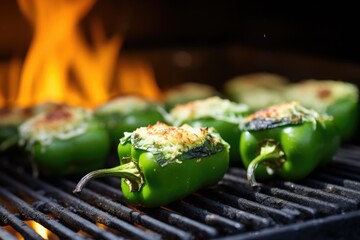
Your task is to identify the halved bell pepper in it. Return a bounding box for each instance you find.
[18,105,110,176]
[74,122,230,208]
[239,102,340,186]
[94,95,166,148]
[0,107,34,152]
[163,82,220,111]
[169,96,249,162]
[284,79,359,141]
[223,72,289,111]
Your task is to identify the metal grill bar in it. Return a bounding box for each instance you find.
[300,178,360,202]
[58,179,192,240]
[201,188,299,224]
[3,168,157,239]
[0,173,118,239]
[226,168,342,216]
[166,201,246,235]
[312,172,360,191]
[0,226,19,240]
[185,194,274,230]
[1,144,360,239]
[85,177,247,236]
[271,180,358,211]
[0,204,43,240]
[218,179,318,219]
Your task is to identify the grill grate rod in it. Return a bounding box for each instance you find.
[271,180,358,211]
[0,204,43,240]
[166,201,246,235]
[0,175,92,240]
[0,165,157,240]
[299,178,360,203]
[312,171,360,191]
[201,188,299,224]
[1,144,360,239]
[185,193,273,230]
[58,179,193,240]
[227,168,342,216]
[217,179,318,219]
[0,224,18,240]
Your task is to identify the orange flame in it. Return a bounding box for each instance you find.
[0,0,162,109]
[28,221,53,240]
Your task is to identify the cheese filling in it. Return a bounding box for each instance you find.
[170,96,249,125]
[241,101,328,131]
[121,122,228,166]
[19,105,94,150]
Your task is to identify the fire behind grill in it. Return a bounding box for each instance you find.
[1,145,360,240]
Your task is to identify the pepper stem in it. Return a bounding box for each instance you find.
[73,160,144,193]
[247,140,285,187]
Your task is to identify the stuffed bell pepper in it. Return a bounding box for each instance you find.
[224,72,289,112]
[163,82,220,111]
[239,101,340,186]
[0,107,32,152]
[74,122,230,208]
[18,104,110,176]
[169,96,249,162]
[284,79,359,140]
[94,95,166,148]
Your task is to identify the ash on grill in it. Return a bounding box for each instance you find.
[1,146,360,240]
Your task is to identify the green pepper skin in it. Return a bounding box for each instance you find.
[18,105,111,176]
[240,120,340,181]
[284,80,359,141]
[74,122,230,208]
[97,108,165,147]
[118,142,229,207]
[182,119,241,162]
[32,123,110,176]
[326,98,359,141]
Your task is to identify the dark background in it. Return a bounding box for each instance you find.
[1,1,359,63]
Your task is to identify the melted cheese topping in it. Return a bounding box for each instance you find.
[164,82,217,102]
[241,101,324,131]
[96,95,155,115]
[170,96,249,125]
[285,80,359,112]
[19,105,93,150]
[224,73,288,110]
[121,122,227,166]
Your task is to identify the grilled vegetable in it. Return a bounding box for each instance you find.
[0,102,69,152]
[240,102,340,186]
[0,108,29,152]
[18,105,110,176]
[169,96,249,161]
[224,72,288,111]
[74,122,230,208]
[163,82,220,111]
[95,95,166,148]
[285,79,359,140]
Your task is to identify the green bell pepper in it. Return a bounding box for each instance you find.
[18,105,110,176]
[239,101,340,186]
[163,82,220,111]
[285,79,359,141]
[95,95,166,148]
[169,96,249,161]
[0,107,32,152]
[0,102,69,152]
[223,72,289,111]
[74,122,230,208]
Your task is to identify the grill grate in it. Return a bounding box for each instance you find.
[1,145,360,240]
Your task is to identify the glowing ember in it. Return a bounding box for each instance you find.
[0,0,162,109]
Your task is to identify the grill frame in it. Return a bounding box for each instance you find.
[1,145,360,239]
